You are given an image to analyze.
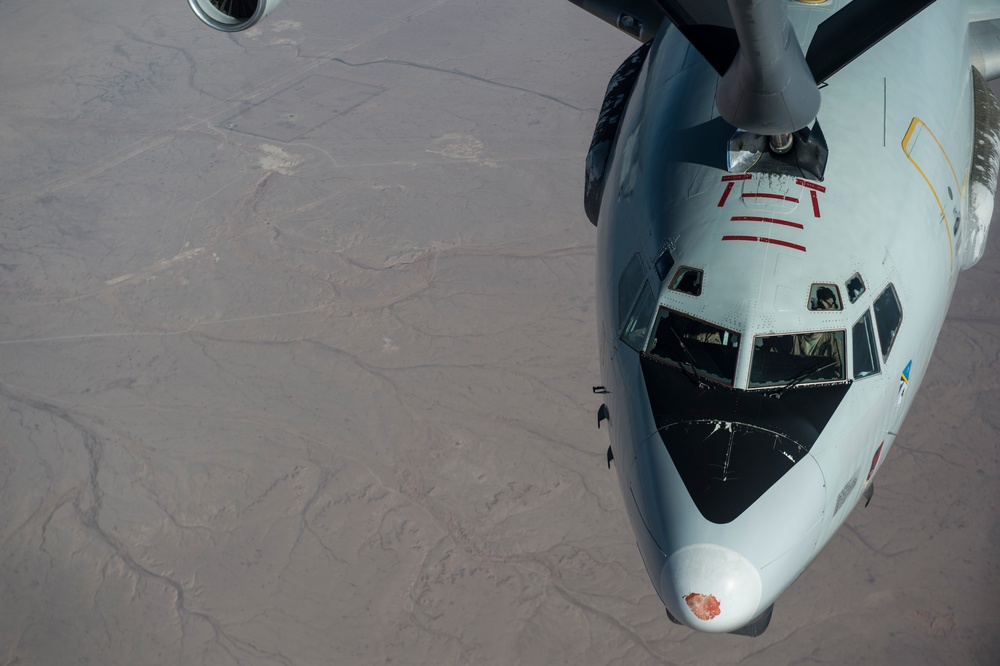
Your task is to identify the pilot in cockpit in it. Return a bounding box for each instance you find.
[798,286,845,372]
[792,330,843,369]
[810,286,839,311]
[750,283,847,387]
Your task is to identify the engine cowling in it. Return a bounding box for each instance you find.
[584,41,650,226]
[187,0,284,32]
[964,66,1000,270]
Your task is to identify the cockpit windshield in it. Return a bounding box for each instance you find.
[646,308,741,386]
[749,330,846,389]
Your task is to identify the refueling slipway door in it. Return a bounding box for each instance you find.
[901,118,964,272]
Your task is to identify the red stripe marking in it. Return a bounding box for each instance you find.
[722,235,807,252]
[722,174,752,182]
[763,238,808,252]
[718,182,735,207]
[796,178,827,192]
[811,190,821,217]
[730,215,804,229]
[742,192,800,203]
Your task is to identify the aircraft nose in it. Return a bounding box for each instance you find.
[662,544,763,632]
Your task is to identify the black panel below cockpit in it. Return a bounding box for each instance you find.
[640,354,849,523]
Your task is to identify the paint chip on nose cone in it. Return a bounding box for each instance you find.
[685,592,721,620]
[664,544,763,632]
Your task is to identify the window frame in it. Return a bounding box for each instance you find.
[617,253,645,332]
[667,265,705,297]
[644,307,742,387]
[747,329,848,390]
[620,280,656,352]
[851,309,881,380]
[872,283,903,361]
[808,283,844,311]
[845,272,866,304]
[654,247,675,281]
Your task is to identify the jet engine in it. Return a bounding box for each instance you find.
[187,0,284,32]
[963,67,1000,270]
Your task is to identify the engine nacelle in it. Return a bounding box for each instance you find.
[584,41,650,226]
[963,67,1000,270]
[187,0,284,32]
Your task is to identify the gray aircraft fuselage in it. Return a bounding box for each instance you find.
[595,0,990,633]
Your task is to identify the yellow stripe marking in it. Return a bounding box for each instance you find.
[901,117,958,280]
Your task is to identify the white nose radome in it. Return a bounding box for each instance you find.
[662,544,763,633]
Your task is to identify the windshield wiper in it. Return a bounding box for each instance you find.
[666,320,713,390]
[767,358,838,398]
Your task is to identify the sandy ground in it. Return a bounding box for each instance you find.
[0,1,997,664]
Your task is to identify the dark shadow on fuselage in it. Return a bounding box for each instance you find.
[663,116,736,171]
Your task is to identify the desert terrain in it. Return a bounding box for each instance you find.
[0,1,997,664]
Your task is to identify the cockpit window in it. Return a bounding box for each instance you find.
[654,247,675,280]
[669,266,703,296]
[646,308,741,386]
[620,281,656,352]
[617,253,645,330]
[852,310,881,379]
[846,273,866,303]
[873,283,903,360]
[749,330,846,389]
[809,284,842,311]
